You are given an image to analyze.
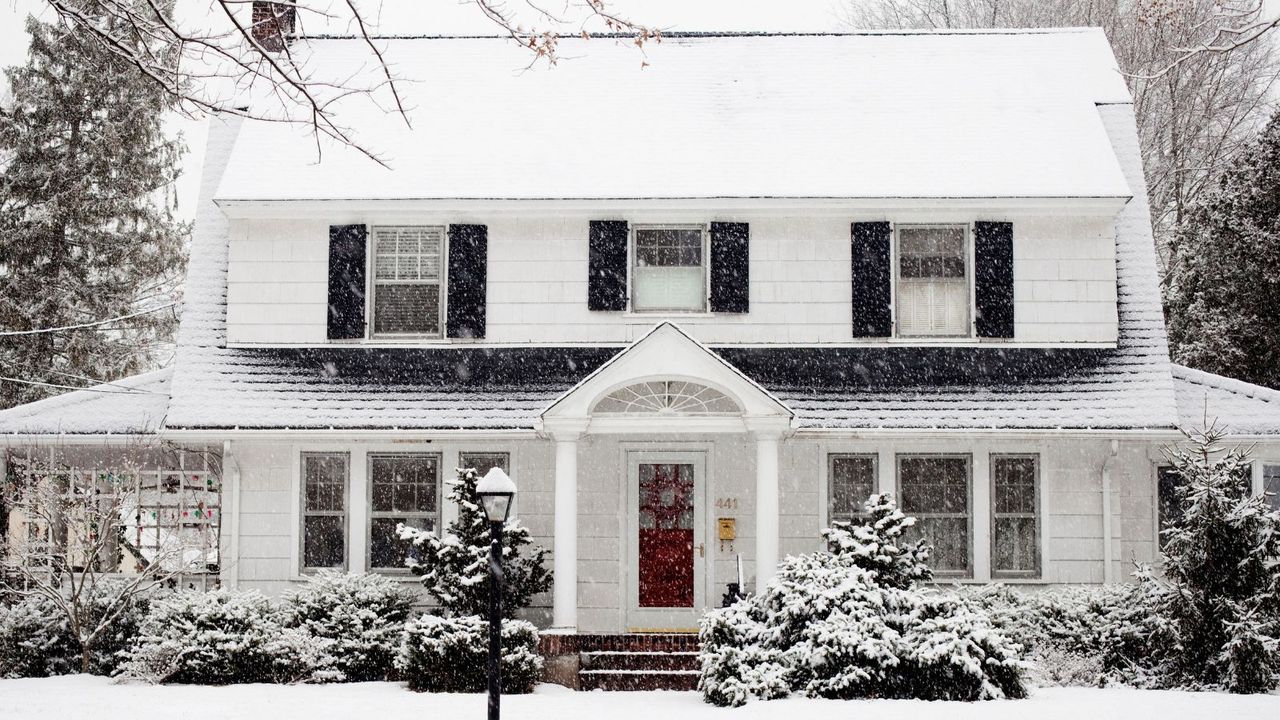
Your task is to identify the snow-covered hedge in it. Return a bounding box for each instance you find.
[0,595,76,678]
[120,589,342,685]
[396,614,541,693]
[699,494,1028,707]
[280,571,417,682]
[0,581,151,678]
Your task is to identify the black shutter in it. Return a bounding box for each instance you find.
[709,222,750,313]
[974,221,1015,338]
[851,222,892,337]
[588,220,628,311]
[447,224,488,339]
[327,224,367,339]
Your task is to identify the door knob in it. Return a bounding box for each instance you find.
[698,542,705,557]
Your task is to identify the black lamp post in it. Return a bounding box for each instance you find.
[475,467,516,720]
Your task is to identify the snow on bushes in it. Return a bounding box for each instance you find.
[0,581,150,678]
[699,494,1027,707]
[280,571,417,682]
[396,614,541,693]
[120,589,342,685]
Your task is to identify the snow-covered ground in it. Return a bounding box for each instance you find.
[0,676,1276,720]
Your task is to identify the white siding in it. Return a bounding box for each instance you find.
[224,213,1120,346]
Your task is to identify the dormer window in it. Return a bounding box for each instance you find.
[371,225,444,337]
[632,225,707,312]
[895,225,970,337]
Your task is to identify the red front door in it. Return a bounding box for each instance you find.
[637,463,696,608]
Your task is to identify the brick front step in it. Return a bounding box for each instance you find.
[581,650,701,672]
[579,669,701,692]
[540,632,703,691]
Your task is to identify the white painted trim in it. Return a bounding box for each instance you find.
[219,339,1123,350]
[222,440,241,589]
[215,196,1133,219]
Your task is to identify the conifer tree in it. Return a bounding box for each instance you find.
[1130,427,1280,692]
[400,467,552,618]
[1166,109,1280,389]
[0,6,186,408]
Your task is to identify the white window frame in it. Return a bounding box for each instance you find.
[895,453,974,578]
[367,225,448,339]
[366,451,443,574]
[300,451,350,573]
[989,453,1041,579]
[628,223,710,313]
[892,224,975,338]
[1262,461,1280,512]
[827,453,878,524]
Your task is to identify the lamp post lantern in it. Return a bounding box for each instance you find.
[475,467,516,720]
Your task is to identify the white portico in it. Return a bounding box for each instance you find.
[540,323,794,632]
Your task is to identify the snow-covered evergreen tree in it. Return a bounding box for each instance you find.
[400,467,551,618]
[822,492,932,588]
[1166,109,1280,389]
[1123,427,1280,692]
[0,5,186,408]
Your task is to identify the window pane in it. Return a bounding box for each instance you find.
[635,228,702,268]
[304,455,346,512]
[898,456,970,575]
[993,516,1037,574]
[1157,465,1183,550]
[897,226,968,337]
[830,455,875,521]
[633,267,704,311]
[374,284,440,335]
[1265,465,1280,512]
[370,516,433,569]
[992,455,1039,576]
[460,453,510,478]
[303,515,345,568]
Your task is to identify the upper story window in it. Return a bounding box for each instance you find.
[632,225,707,312]
[896,225,970,337]
[372,226,444,337]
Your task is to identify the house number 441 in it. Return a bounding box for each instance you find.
[714,497,739,510]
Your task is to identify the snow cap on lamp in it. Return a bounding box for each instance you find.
[476,467,516,522]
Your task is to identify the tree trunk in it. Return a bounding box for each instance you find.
[80,642,92,674]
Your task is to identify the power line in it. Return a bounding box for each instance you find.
[0,303,177,336]
[0,376,166,396]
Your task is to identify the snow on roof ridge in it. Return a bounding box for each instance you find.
[294,28,1106,41]
[1171,364,1280,406]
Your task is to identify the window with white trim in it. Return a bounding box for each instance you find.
[896,225,970,337]
[301,452,348,571]
[459,452,510,478]
[371,225,444,336]
[632,225,706,312]
[1262,463,1280,512]
[896,454,971,576]
[828,454,877,523]
[991,454,1040,578]
[368,453,440,572]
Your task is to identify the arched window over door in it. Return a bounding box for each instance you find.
[592,380,740,416]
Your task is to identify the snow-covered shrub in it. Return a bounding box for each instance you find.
[0,595,76,678]
[280,571,417,681]
[400,467,551,618]
[396,614,541,693]
[699,493,1027,707]
[0,581,151,678]
[120,589,340,684]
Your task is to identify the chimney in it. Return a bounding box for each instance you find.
[251,1,296,52]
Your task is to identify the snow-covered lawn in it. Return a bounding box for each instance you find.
[0,676,1277,720]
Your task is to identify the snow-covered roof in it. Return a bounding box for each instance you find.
[1171,364,1280,435]
[214,30,1133,202]
[158,101,1180,433]
[0,368,171,436]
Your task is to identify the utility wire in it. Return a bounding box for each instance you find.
[0,303,177,337]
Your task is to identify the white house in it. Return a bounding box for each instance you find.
[4,23,1280,658]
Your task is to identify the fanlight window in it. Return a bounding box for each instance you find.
[593,381,740,416]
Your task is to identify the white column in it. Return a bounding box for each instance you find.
[551,432,580,630]
[221,441,241,589]
[754,429,782,592]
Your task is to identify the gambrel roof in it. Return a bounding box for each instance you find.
[215,30,1132,203]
